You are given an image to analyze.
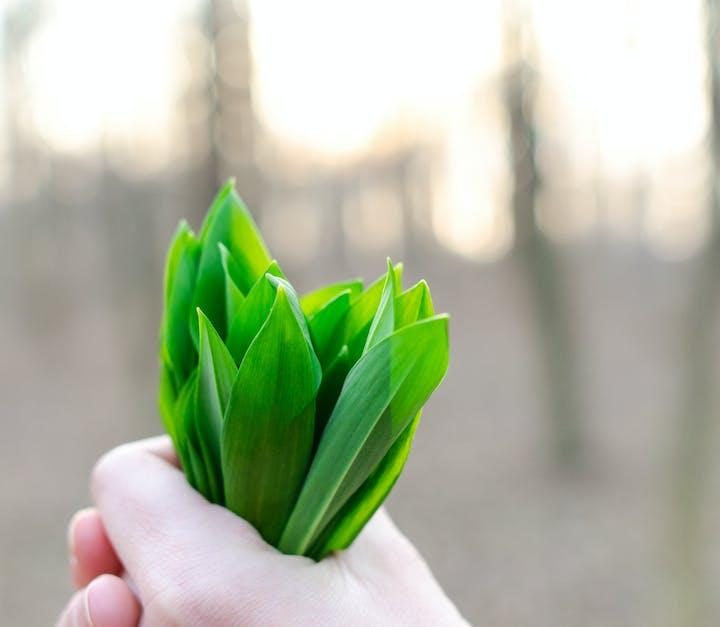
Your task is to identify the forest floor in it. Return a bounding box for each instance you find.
[2,242,720,626]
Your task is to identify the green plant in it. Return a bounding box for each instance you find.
[159,179,449,559]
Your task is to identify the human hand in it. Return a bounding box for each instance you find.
[58,437,467,626]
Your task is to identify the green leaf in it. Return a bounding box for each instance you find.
[308,290,352,366]
[300,279,363,318]
[395,279,435,329]
[309,282,435,558]
[225,262,286,364]
[222,287,322,544]
[266,274,314,349]
[159,361,178,444]
[363,258,397,354]
[192,180,272,341]
[218,244,245,325]
[342,263,403,364]
[278,314,449,555]
[173,370,201,492]
[309,410,422,559]
[172,368,222,503]
[161,222,201,386]
[314,345,351,447]
[196,309,238,504]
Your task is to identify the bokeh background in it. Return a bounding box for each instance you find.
[2,0,720,625]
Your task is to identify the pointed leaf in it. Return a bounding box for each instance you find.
[161,222,201,386]
[310,282,435,557]
[395,280,435,329]
[193,180,272,340]
[219,243,246,325]
[173,371,207,491]
[225,262,287,364]
[279,314,449,555]
[223,287,322,544]
[196,309,238,504]
[309,410,422,559]
[342,263,403,364]
[159,361,178,444]
[363,258,397,354]
[184,368,224,503]
[300,279,363,318]
[308,290,352,366]
[314,345,351,446]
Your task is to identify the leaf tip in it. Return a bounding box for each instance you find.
[196,306,209,327]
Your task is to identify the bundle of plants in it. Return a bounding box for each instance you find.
[159,180,449,559]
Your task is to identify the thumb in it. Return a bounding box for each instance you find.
[90,437,272,599]
[57,574,140,627]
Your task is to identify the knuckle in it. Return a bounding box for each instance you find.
[90,442,134,496]
[145,580,218,626]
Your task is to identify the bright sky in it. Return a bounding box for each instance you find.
[249,0,503,154]
[0,0,711,260]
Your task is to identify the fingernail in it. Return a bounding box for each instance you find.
[84,578,98,627]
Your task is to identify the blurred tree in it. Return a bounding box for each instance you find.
[178,0,261,227]
[502,1,583,468]
[209,0,263,213]
[669,1,720,623]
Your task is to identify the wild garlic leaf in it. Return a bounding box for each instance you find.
[159,182,450,559]
[162,221,201,387]
[342,263,403,364]
[225,262,285,365]
[313,345,351,446]
[308,410,422,559]
[193,373,224,502]
[173,370,200,490]
[395,279,435,329]
[159,362,178,443]
[222,287,322,544]
[307,290,352,367]
[278,315,449,555]
[196,309,238,504]
[218,243,246,324]
[300,279,363,318]
[363,258,397,354]
[309,281,436,557]
[192,180,272,341]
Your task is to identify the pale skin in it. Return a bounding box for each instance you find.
[57,437,468,626]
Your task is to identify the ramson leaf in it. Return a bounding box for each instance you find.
[192,180,272,341]
[313,345,351,447]
[342,263,403,365]
[308,281,436,558]
[225,262,285,364]
[363,258,397,354]
[278,315,449,555]
[308,410,422,559]
[186,370,225,502]
[174,371,201,491]
[218,244,246,325]
[222,287,322,544]
[162,221,201,387]
[395,280,434,329]
[196,309,238,504]
[308,290,352,367]
[300,279,363,318]
[158,362,178,444]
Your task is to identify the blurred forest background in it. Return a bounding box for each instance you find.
[2,0,720,625]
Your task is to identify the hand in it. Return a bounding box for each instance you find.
[58,437,467,626]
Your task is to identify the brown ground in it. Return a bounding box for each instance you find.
[2,243,720,626]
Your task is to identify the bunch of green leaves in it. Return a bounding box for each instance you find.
[159,179,449,559]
